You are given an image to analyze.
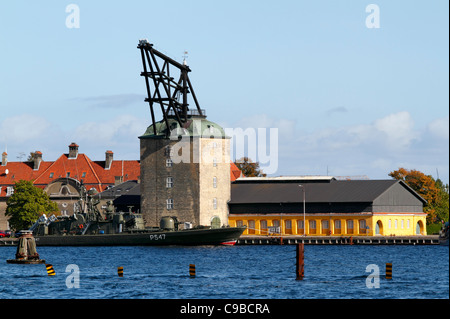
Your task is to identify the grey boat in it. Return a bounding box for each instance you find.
[30,184,245,246]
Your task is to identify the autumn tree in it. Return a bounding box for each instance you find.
[234,157,267,177]
[5,180,59,231]
[389,168,449,224]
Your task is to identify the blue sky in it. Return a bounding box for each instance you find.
[0,1,448,182]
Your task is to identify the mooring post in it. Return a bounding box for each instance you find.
[386,263,392,279]
[296,243,304,280]
[189,264,196,278]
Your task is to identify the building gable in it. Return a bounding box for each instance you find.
[372,180,426,213]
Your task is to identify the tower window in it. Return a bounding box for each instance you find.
[166,177,173,188]
[165,146,174,157]
[213,177,217,188]
[166,199,174,210]
[213,198,217,209]
[166,159,173,167]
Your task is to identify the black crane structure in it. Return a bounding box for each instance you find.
[137,39,204,136]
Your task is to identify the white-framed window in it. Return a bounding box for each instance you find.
[335,220,341,229]
[166,177,173,188]
[166,199,174,210]
[322,220,329,229]
[261,220,267,230]
[394,220,398,229]
[359,220,366,229]
[407,219,410,229]
[6,186,14,196]
[213,198,217,209]
[213,177,217,188]
[286,220,292,230]
[213,158,217,167]
[388,219,392,229]
[347,220,353,229]
[165,146,174,157]
[166,158,173,167]
[401,220,404,229]
[297,220,304,229]
[310,220,316,229]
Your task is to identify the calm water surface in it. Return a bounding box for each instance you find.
[0,245,448,299]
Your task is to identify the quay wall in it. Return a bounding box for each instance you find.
[237,235,440,245]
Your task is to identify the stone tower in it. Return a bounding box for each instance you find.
[139,113,230,228]
[137,39,231,228]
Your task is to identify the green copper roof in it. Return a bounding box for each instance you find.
[139,117,228,139]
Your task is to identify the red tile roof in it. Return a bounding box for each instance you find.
[0,152,140,197]
[1,145,241,196]
[230,161,242,182]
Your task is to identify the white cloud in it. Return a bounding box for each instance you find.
[427,116,449,140]
[72,114,147,157]
[229,111,449,183]
[373,111,417,149]
[0,114,52,144]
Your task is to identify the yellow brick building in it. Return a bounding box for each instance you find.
[228,177,427,236]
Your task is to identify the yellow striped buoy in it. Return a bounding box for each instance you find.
[386,263,392,279]
[45,264,55,276]
[189,264,196,278]
[117,266,124,277]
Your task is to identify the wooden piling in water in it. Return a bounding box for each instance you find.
[296,243,304,280]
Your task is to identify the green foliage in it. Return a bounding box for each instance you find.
[5,180,59,231]
[389,168,449,224]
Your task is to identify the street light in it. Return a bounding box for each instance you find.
[298,185,306,236]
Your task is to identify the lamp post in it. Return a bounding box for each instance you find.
[298,185,306,236]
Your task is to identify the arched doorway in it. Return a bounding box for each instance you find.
[375,220,383,235]
[416,221,424,235]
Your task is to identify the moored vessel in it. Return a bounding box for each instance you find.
[29,183,245,246]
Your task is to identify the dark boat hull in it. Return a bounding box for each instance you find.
[34,227,246,246]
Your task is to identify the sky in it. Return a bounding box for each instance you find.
[0,0,448,183]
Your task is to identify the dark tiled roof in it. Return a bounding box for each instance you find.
[229,179,425,204]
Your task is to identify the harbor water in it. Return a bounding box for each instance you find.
[0,245,448,299]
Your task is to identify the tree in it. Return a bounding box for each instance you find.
[389,168,449,224]
[234,157,267,177]
[5,180,59,231]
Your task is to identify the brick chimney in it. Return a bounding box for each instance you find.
[33,151,43,170]
[105,150,113,170]
[1,152,7,166]
[68,142,79,159]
